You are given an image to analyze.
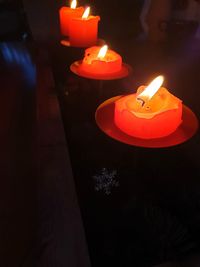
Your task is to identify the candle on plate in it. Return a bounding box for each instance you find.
[59,0,84,37]
[69,7,100,47]
[80,45,122,74]
[114,76,183,139]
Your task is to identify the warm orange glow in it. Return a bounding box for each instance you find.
[82,7,90,19]
[70,0,77,9]
[97,45,108,59]
[138,75,164,100]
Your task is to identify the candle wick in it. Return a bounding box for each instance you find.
[136,97,145,107]
[97,56,105,61]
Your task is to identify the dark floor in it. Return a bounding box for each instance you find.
[0,42,90,267]
[36,50,90,267]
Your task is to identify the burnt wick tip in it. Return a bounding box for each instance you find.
[136,97,145,107]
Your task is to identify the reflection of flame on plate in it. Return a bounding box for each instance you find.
[70,61,132,80]
[60,39,71,47]
[60,38,105,48]
[95,96,199,148]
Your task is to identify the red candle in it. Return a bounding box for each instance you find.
[59,0,84,37]
[114,76,183,139]
[80,45,122,74]
[69,7,100,47]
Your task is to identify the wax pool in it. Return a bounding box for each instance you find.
[69,12,100,47]
[114,86,183,139]
[80,46,122,74]
[59,5,84,36]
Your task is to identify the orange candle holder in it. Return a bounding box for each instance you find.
[70,45,132,80]
[69,7,100,47]
[59,1,84,37]
[95,76,199,148]
[95,96,198,148]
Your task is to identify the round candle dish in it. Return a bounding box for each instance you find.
[70,60,132,80]
[95,96,198,148]
[60,38,105,47]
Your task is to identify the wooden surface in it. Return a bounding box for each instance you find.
[49,38,200,267]
[0,42,90,267]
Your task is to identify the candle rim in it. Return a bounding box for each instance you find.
[60,6,83,11]
[82,46,122,64]
[71,15,100,21]
[117,92,182,119]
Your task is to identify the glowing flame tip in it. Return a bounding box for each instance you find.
[138,75,164,100]
[97,45,108,59]
[71,0,77,9]
[82,6,90,19]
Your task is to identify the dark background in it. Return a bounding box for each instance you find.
[1,0,200,267]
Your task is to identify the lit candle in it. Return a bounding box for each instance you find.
[69,7,100,47]
[59,0,84,37]
[114,76,183,139]
[80,45,122,74]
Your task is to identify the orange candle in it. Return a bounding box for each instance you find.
[114,76,183,139]
[80,45,122,74]
[69,7,100,47]
[59,0,84,37]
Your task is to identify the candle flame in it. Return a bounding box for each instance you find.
[82,7,90,19]
[138,75,164,100]
[97,45,108,59]
[70,0,77,9]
